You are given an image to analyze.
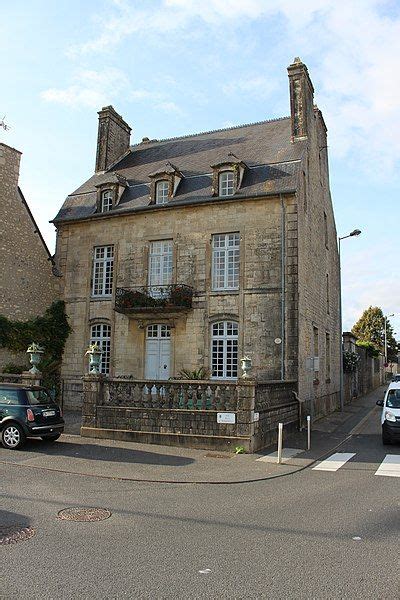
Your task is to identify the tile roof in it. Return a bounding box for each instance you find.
[53,116,305,223]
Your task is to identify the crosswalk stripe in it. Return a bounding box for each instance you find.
[312,452,356,472]
[375,454,400,478]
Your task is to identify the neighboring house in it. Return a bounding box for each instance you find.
[53,58,340,416]
[0,143,58,368]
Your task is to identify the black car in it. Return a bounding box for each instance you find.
[0,384,64,449]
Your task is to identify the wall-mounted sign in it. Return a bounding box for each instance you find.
[274,338,282,344]
[253,411,260,422]
[217,412,236,424]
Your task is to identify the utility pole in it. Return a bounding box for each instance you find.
[338,229,361,412]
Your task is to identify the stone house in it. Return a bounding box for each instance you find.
[0,142,57,368]
[53,58,340,417]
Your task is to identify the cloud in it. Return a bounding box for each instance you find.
[41,68,129,109]
[222,75,278,100]
[65,0,400,173]
[41,68,184,115]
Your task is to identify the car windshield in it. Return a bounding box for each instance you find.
[386,389,400,408]
[26,389,55,406]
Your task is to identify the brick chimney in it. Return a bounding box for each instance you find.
[95,106,131,173]
[287,58,314,142]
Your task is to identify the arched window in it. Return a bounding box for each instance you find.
[219,171,235,197]
[90,323,111,374]
[155,180,169,204]
[211,321,238,379]
[100,189,113,212]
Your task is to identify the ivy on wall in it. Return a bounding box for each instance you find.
[0,301,71,394]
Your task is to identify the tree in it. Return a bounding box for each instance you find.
[351,306,399,362]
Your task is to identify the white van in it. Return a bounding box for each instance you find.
[376,382,400,444]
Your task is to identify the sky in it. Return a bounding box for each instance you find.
[1,0,399,338]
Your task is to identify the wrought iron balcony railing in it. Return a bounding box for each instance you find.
[115,284,194,314]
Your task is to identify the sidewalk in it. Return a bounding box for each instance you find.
[1,386,385,484]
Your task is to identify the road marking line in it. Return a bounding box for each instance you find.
[312,452,356,471]
[256,448,303,463]
[375,454,400,478]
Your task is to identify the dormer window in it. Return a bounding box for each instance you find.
[211,156,246,198]
[219,171,235,197]
[155,180,169,205]
[148,163,183,205]
[101,189,113,212]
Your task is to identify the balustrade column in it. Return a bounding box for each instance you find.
[82,374,104,429]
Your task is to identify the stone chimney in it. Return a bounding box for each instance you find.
[287,58,315,142]
[95,106,132,173]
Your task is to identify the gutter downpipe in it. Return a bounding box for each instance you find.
[280,194,286,380]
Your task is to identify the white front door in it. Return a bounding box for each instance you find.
[145,324,171,380]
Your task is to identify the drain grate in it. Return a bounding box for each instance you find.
[0,525,35,545]
[57,507,111,522]
[204,453,232,459]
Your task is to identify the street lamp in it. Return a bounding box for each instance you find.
[339,229,361,412]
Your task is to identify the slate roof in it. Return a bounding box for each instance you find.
[53,116,305,223]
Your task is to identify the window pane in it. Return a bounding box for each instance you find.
[92,245,114,296]
[219,171,235,196]
[211,321,238,379]
[101,190,113,213]
[149,240,173,289]
[212,233,239,290]
[156,180,169,205]
[91,323,111,374]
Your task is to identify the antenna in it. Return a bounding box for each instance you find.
[0,116,11,131]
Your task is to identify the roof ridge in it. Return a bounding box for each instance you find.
[129,115,290,148]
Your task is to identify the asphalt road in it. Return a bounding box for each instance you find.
[1,401,399,599]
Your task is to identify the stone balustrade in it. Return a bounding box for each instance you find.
[105,378,238,411]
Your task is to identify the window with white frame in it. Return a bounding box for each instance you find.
[219,171,235,196]
[155,180,169,205]
[90,323,111,374]
[212,232,240,291]
[100,189,113,213]
[148,240,173,293]
[92,245,114,297]
[211,321,238,379]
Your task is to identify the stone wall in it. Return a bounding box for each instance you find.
[296,103,340,419]
[80,376,299,453]
[57,195,299,398]
[0,143,58,368]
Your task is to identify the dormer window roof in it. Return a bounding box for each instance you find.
[211,154,246,197]
[94,172,127,214]
[148,162,183,205]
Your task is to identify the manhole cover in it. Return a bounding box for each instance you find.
[0,525,35,545]
[57,508,111,522]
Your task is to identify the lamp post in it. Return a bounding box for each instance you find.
[338,229,361,412]
[384,313,394,365]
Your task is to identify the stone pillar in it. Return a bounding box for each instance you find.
[81,375,104,430]
[236,379,256,451]
[21,371,42,387]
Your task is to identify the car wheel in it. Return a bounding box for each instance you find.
[41,434,61,442]
[1,423,26,450]
[382,432,392,445]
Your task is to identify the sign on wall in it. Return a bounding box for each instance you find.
[217,412,236,424]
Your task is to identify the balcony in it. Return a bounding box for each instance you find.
[114,284,194,317]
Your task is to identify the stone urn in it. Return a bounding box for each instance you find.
[85,344,102,375]
[240,356,252,379]
[26,342,44,375]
